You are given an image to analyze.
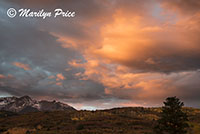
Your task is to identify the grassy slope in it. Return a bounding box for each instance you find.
[0,107,200,134]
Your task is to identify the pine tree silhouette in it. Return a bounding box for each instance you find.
[155,96,189,134]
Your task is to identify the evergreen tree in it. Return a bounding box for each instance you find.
[155,96,189,134]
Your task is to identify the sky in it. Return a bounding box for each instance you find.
[0,0,200,110]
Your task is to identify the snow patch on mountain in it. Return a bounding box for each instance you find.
[0,96,76,113]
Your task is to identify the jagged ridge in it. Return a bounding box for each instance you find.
[0,96,76,113]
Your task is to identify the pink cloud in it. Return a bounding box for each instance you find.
[56,73,65,81]
[13,62,31,71]
[0,74,6,79]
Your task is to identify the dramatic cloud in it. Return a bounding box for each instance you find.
[0,0,200,109]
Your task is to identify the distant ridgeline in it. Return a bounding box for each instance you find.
[0,96,76,113]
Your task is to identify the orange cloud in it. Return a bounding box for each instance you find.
[0,74,6,79]
[56,82,63,86]
[55,1,200,105]
[56,73,65,81]
[59,5,200,73]
[68,60,84,68]
[119,101,143,107]
[13,62,31,71]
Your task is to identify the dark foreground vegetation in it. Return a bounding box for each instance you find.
[155,97,189,134]
[0,107,200,134]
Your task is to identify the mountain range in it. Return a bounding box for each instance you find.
[0,96,76,113]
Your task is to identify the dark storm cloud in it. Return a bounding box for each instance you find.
[4,0,114,41]
[122,50,200,73]
[0,0,106,103]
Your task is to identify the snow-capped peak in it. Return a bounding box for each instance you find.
[0,96,75,113]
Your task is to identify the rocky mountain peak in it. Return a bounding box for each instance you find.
[19,95,32,100]
[0,96,76,113]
